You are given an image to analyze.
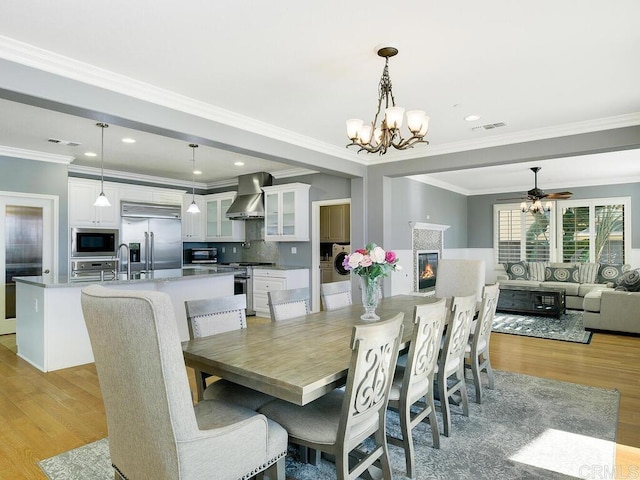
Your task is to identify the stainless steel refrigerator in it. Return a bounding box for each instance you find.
[120,202,182,272]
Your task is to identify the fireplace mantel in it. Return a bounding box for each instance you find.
[409,222,450,231]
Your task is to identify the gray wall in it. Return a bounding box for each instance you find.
[1,156,70,274]
[468,182,640,248]
[387,177,468,250]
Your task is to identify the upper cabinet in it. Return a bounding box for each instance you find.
[263,183,310,242]
[205,192,245,242]
[181,195,206,241]
[68,178,120,227]
[320,204,350,243]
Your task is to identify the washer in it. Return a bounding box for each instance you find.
[332,244,351,281]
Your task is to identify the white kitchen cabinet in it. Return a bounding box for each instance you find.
[263,183,310,241]
[252,268,309,317]
[152,190,184,205]
[68,178,120,227]
[181,194,206,241]
[204,192,245,242]
[320,204,350,243]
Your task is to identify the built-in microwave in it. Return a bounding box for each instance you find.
[71,227,119,258]
[188,248,218,264]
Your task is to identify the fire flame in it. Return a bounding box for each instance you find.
[420,263,434,280]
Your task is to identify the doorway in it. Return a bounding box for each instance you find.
[0,193,57,334]
[311,198,351,312]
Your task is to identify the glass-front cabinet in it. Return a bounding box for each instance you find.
[205,193,245,242]
[263,183,310,241]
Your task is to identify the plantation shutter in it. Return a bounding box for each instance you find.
[496,207,551,263]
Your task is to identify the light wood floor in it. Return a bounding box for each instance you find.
[0,326,638,479]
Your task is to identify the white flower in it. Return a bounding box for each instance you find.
[395,264,403,271]
[348,252,364,269]
[370,246,386,263]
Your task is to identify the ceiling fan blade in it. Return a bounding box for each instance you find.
[497,197,527,201]
[545,191,573,199]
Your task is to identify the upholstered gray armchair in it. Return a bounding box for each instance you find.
[81,285,287,480]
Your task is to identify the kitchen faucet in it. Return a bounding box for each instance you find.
[116,243,131,279]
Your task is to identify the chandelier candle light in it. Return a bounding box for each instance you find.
[93,122,111,207]
[344,243,401,320]
[186,143,200,214]
[346,44,430,155]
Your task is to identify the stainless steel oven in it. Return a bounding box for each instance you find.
[219,262,275,316]
[71,227,119,258]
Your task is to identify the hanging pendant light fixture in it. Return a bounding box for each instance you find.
[346,44,430,155]
[93,122,111,207]
[187,143,200,214]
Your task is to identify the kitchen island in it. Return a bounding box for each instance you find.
[15,268,234,372]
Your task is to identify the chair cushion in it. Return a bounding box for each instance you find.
[259,390,378,446]
[203,379,275,411]
[502,261,529,280]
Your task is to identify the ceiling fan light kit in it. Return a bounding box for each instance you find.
[346,44,430,155]
[502,166,573,213]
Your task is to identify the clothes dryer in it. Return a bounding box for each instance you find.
[332,244,351,282]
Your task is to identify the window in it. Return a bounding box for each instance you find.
[494,197,630,264]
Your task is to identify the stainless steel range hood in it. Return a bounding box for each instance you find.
[226,172,273,219]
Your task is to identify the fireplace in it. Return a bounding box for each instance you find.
[416,250,439,292]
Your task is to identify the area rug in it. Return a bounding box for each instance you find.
[39,371,618,480]
[492,309,593,344]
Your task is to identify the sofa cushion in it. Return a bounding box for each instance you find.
[614,269,640,292]
[578,263,599,284]
[544,281,580,296]
[578,284,612,297]
[497,279,541,288]
[528,262,549,282]
[583,290,603,312]
[545,266,579,283]
[503,261,529,280]
[597,264,630,284]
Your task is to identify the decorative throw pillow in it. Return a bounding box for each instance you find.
[614,269,640,292]
[578,263,599,284]
[597,264,631,284]
[528,262,549,282]
[502,261,528,280]
[545,266,579,283]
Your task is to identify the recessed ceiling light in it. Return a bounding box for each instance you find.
[121,138,136,144]
[234,161,245,166]
[84,152,97,157]
[193,170,202,175]
[464,114,481,122]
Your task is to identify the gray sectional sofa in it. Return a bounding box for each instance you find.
[497,261,640,334]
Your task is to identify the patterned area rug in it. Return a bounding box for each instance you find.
[39,371,618,480]
[493,309,593,344]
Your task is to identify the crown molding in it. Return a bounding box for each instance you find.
[68,164,205,190]
[0,145,74,164]
[0,36,355,163]
[407,174,472,196]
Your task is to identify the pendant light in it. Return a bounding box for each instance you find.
[93,122,111,207]
[187,143,200,214]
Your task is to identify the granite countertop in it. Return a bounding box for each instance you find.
[14,268,235,289]
[252,265,309,271]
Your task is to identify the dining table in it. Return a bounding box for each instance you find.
[182,294,444,406]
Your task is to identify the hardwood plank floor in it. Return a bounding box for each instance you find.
[0,325,638,479]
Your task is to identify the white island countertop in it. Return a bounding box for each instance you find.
[14,267,234,289]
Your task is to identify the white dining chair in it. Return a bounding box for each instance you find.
[435,293,476,437]
[268,287,311,321]
[259,313,404,480]
[465,283,500,403]
[387,299,447,478]
[320,280,353,311]
[434,259,486,306]
[185,294,274,410]
[81,285,287,480]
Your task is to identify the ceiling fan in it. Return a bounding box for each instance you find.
[500,167,573,202]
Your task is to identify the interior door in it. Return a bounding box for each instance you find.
[0,193,56,334]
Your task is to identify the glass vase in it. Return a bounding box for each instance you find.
[359,275,382,321]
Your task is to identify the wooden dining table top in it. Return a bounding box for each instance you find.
[182,294,444,406]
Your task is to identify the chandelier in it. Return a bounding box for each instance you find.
[521,199,551,214]
[346,45,430,155]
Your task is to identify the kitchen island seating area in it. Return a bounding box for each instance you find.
[81,285,287,480]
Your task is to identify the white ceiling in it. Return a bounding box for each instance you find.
[0,0,639,192]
